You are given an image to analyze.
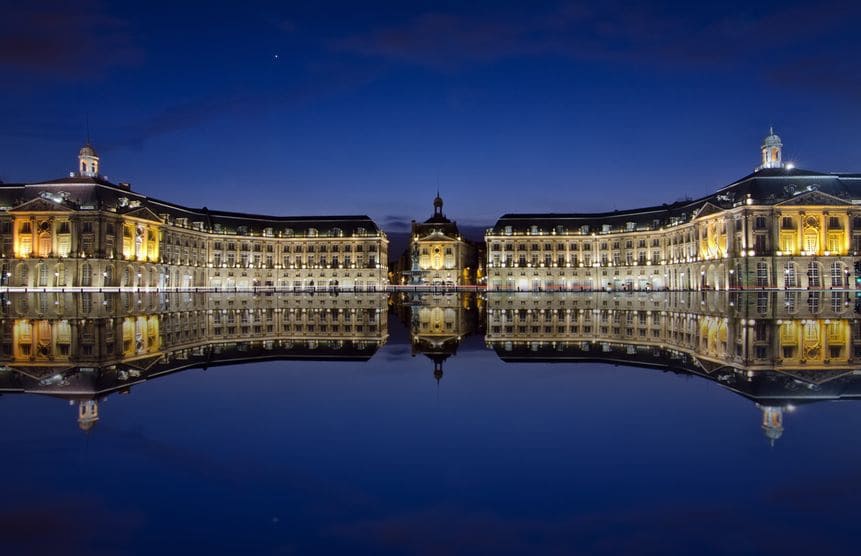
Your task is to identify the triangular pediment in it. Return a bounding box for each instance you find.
[417,231,459,242]
[123,354,165,371]
[120,206,163,223]
[692,202,725,220]
[3,364,77,381]
[776,190,852,207]
[8,197,75,213]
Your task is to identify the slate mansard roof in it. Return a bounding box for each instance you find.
[490,167,861,235]
[0,176,382,236]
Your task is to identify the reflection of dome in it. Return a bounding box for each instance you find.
[78,418,98,432]
[763,424,783,442]
[760,405,784,446]
[77,399,99,433]
[79,143,98,157]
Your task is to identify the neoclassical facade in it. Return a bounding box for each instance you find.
[485,130,861,291]
[0,144,388,290]
[403,194,475,286]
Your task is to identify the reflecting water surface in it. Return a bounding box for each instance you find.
[2,291,861,555]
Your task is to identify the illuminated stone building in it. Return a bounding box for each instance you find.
[485,130,861,291]
[485,290,861,442]
[404,193,475,286]
[0,144,388,290]
[0,292,388,430]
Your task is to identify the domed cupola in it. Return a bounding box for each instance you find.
[433,191,444,217]
[78,142,100,177]
[757,127,783,171]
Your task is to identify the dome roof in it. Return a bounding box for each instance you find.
[79,143,98,157]
[763,127,782,148]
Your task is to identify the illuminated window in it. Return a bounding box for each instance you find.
[81,263,92,287]
[807,262,822,287]
[831,262,845,287]
[784,262,797,288]
[755,262,768,287]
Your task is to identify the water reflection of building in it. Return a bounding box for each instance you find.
[486,291,861,443]
[0,292,388,431]
[395,292,480,381]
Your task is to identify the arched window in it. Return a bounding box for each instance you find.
[37,263,48,287]
[38,232,51,257]
[17,263,29,286]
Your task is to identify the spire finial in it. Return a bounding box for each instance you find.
[770,125,774,136]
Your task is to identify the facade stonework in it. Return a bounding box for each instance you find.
[485,131,861,291]
[0,145,388,290]
[403,194,475,286]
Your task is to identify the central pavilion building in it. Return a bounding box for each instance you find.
[403,193,475,286]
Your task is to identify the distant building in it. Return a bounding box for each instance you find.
[404,193,475,285]
[485,130,861,291]
[0,144,389,290]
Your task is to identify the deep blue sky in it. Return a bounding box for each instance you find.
[1,0,860,232]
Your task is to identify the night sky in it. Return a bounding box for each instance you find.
[2,0,860,234]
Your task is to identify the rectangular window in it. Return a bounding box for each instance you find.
[756,262,769,287]
[831,262,845,287]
